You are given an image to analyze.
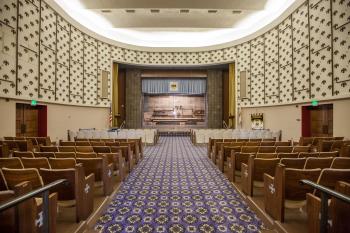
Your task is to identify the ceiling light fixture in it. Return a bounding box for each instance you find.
[101,9,111,13]
[232,10,242,14]
[125,9,135,13]
[180,9,190,13]
[208,10,218,13]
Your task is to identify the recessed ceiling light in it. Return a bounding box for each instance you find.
[232,10,242,14]
[208,10,218,13]
[125,9,135,13]
[150,9,160,13]
[180,9,190,13]
[101,9,111,13]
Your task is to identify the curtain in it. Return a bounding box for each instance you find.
[142,79,206,95]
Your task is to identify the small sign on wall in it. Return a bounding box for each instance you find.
[251,113,264,130]
[169,81,179,92]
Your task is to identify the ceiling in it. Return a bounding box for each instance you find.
[53,0,299,48]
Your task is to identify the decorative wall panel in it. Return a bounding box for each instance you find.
[0,0,349,109]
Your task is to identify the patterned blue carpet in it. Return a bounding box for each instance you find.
[95,137,264,233]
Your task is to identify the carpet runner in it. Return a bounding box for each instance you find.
[95,136,264,232]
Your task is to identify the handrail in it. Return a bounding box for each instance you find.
[300,179,350,233]
[300,179,350,203]
[0,179,67,233]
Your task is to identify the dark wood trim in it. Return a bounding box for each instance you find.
[291,15,295,100]
[68,24,72,102]
[330,0,335,96]
[0,20,15,30]
[277,24,281,102]
[15,0,20,95]
[54,13,58,100]
[38,0,42,98]
[249,41,252,104]
[307,0,312,99]
[263,35,266,104]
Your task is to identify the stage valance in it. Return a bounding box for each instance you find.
[142,79,206,95]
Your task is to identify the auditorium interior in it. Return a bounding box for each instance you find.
[0,0,350,232]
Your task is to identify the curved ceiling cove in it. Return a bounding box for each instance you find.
[53,0,297,48]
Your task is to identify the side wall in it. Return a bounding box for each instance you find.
[0,98,109,141]
[240,98,350,140]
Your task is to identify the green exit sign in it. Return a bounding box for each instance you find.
[311,100,318,106]
[31,100,37,106]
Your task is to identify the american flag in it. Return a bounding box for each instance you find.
[109,105,113,127]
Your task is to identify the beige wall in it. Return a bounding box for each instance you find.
[0,98,109,141]
[241,98,350,141]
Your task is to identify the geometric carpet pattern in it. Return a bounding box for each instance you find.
[95,136,264,232]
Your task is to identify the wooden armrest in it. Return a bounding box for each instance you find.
[264,173,283,221]
[306,193,321,233]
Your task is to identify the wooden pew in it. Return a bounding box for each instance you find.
[75,141,91,146]
[99,152,126,181]
[276,146,293,153]
[40,146,58,152]
[304,157,334,169]
[0,144,10,157]
[76,156,114,196]
[241,156,280,196]
[75,146,94,153]
[13,151,34,158]
[54,152,76,159]
[111,146,134,172]
[0,158,24,169]
[307,175,350,233]
[0,181,56,233]
[1,169,58,232]
[331,157,350,169]
[263,164,321,222]
[21,157,51,170]
[43,158,95,222]
[280,158,306,169]
[58,146,76,152]
[260,141,275,146]
[59,141,75,146]
[33,152,55,158]
[277,152,299,159]
[275,141,292,146]
[93,146,111,154]
[76,152,97,158]
[293,146,311,153]
[227,146,259,182]
[90,141,105,146]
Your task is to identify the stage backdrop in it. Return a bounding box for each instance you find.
[142,79,206,95]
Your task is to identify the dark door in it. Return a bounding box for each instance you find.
[302,104,333,137]
[16,103,47,137]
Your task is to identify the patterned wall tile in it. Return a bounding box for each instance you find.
[0,0,17,28]
[17,46,38,98]
[111,46,124,61]
[292,2,310,101]
[136,50,149,64]
[173,52,187,65]
[70,60,83,105]
[97,41,111,106]
[149,52,162,65]
[264,28,279,104]
[40,2,56,50]
[333,0,350,96]
[18,0,39,51]
[198,51,211,64]
[0,23,16,97]
[186,52,198,65]
[251,37,265,105]
[56,63,69,102]
[161,52,173,64]
[124,49,137,63]
[309,0,333,99]
[70,27,83,62]
[223,46,236,61]
[278,17,293,103]
[39,45,55,101]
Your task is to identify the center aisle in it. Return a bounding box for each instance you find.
[95,136,264,233]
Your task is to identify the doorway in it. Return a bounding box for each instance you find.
[16,103,47,137]
[301,104,333,137]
